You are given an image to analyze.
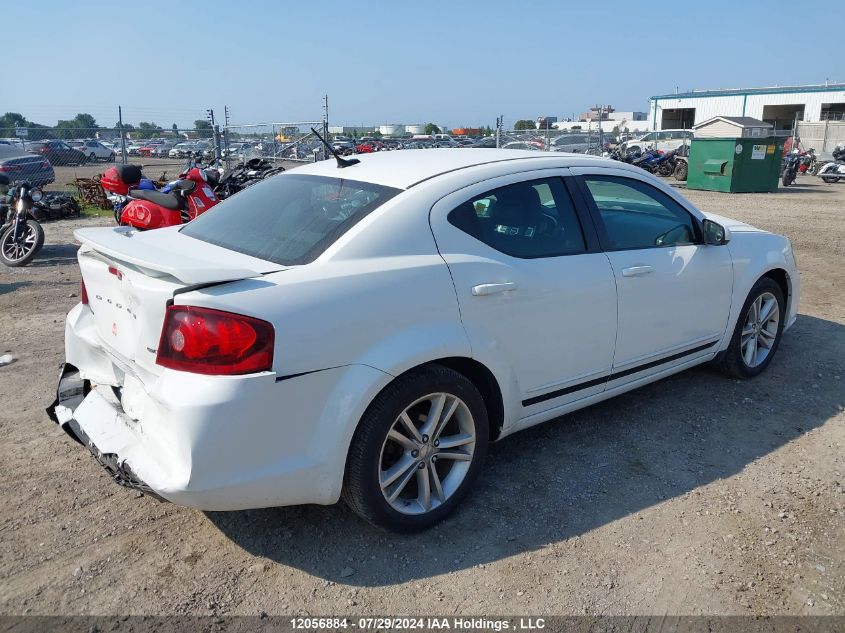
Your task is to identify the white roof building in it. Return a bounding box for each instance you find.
[649,83,845,132]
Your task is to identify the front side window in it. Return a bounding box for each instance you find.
[582,176,698,250]
[448,178,586,258]
[181,174,400,265]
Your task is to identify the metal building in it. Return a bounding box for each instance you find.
[649,83,845,132]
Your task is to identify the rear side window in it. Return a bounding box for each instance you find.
[447,177,586,258]
[181,174,400,265]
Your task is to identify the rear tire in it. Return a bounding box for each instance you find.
[673,161,688,181]
[0,220,45,267]
[342,365,489,532]
[821,176,838,184]
[717,277,785,379]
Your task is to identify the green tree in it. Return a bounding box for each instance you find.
[55,113,99,138]
[137,121,163,137]
[193,120,213,138]
[172,123,178,134]
[424,123,441,135]
[0,112,52,140]
[513,119,536,131]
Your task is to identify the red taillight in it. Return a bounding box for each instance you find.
[80,279,89,305]
[156,305,274,375]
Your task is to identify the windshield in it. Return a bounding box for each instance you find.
[181,174,401,266]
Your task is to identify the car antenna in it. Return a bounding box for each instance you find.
[311,127,360,168]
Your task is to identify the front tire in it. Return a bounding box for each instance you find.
[821,176,839,184]
[0,220,45,267]
[717,277,785,378]
[673,161,688,181]
[342,365,489,532]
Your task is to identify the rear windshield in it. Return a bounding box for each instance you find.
[181,173,401,265]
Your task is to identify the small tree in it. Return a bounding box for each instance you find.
[193,120,213,138]
[424,123,441,135]
[514,119,536,131]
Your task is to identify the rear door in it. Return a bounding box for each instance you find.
[572,167,733,381]
[429,169,617,416]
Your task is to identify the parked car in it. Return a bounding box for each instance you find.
[550,134,600,153]
[169,143,196,158]
[623,130,693,154]
[471,137,497,148]
[501,141,543,151]
[153,142,178,157]
[0,145,55,186]
[26,140,88,166]
[76,140,115,162]
[49,149,799,532]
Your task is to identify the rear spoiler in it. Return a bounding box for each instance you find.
[74,226,282,285]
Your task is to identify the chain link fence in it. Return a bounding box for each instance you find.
[221,122,326,170]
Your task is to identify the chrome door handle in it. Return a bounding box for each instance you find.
[621,265,654,277]
[471,282,517,296]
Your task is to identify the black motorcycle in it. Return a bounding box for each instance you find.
[0,176,46,267]
[215,157,285,200]
[781,151,801,187]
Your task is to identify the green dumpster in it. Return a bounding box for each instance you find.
[687,137,785,193]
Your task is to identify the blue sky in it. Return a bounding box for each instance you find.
[5,0,841,130]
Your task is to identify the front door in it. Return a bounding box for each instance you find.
[573,168,733,378]
[429,170,618,414]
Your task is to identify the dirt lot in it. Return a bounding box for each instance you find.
[0,174,842,617]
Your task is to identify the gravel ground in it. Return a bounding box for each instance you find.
[0,173,842,617]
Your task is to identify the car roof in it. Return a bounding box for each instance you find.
[291,148,608,189]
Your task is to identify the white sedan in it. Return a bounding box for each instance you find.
[49,149,800,532]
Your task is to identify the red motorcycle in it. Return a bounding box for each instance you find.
[101,164,220,230]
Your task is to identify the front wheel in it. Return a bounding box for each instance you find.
[0,220,45,267]
[782,171,795,187]
[342,365,489,532]
[673,161,688,181]
[717,277,785,378]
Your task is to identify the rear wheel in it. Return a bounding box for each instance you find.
[0,220,45,267]
[673,161,688,181]
[717,277,785,378]
[89,152,97,162]
[821,176,839,184]
[342,365,489,532]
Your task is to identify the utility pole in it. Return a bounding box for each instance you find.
[206,109,221,161]
[118,105,127,165]
[323,95,330,161]
[496,115,503,148]
[223,106,231,168]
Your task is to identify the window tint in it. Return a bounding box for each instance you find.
[582,176,698,250]
[181,174,400,265]
[448,178,586,258]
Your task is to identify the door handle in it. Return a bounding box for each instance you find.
[471,282,517,296]
[621,265,654,277]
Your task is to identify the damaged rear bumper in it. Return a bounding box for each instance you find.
[47,363,164,501]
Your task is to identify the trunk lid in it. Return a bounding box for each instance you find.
[75,226,284,374]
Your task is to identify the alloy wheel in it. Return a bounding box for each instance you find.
[740,291,780,368]
[379,392,476,515]
[1,225,37,263]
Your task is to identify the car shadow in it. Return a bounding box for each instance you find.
[206,314,844,586]
[29,243,80,267]
[0,280,31,295]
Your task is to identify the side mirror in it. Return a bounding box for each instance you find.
[702,219,729,245]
